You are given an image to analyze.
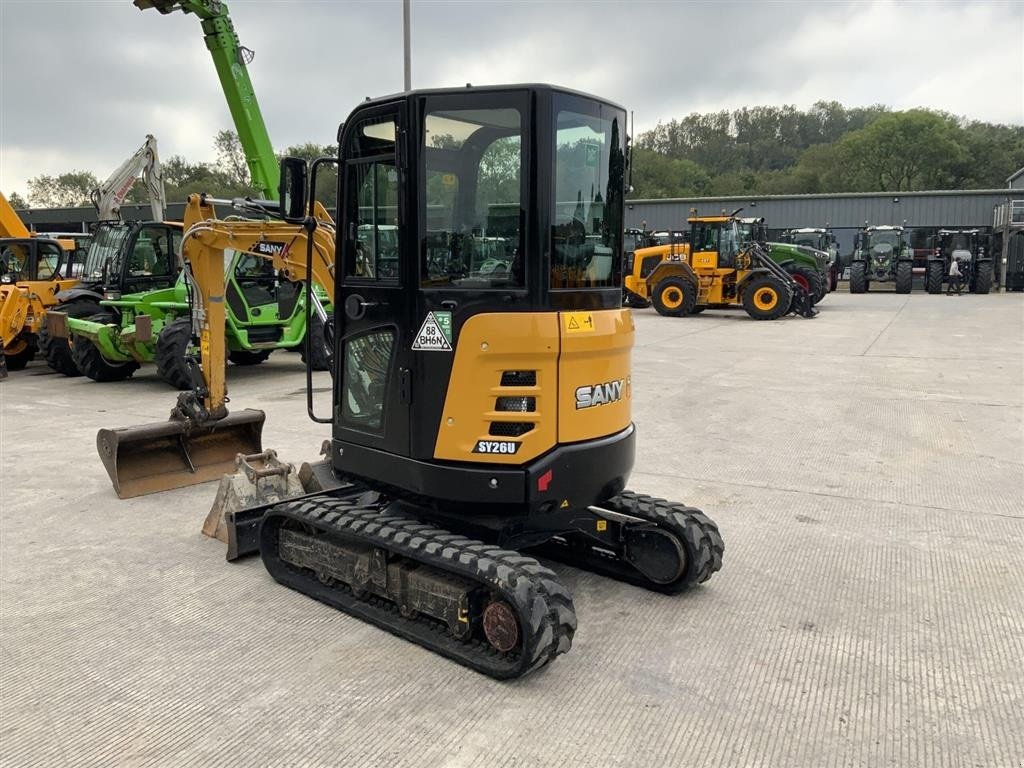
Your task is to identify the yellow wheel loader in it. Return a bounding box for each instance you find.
[0,193,81,373]
[99,84,724,679]
[624,212,816,320]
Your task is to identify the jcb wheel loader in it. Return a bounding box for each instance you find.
[99,85,724,679]
[625,213,816,320]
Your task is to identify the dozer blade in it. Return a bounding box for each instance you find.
[96,409,266,499]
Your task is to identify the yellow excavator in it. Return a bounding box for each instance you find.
[0,193,80,374]
[99,84,724,679]
[96,192,336,498]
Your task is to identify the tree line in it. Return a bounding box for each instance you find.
[8,101,1023,210]
[631,101,1024,198]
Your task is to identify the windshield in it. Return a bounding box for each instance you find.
[83,224,130,280]
[948,233,972,251]
[551,97,625,289]
[792,233,824,250]
[737,222,766,244]
[868,231,901,249]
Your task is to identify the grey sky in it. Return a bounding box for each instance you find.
[1,0,1022,198]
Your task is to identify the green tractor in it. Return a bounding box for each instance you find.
[925,229,993,294]
[850,224,913,293]
[738,217,830,304]
[781,227,841,291]
[43,220,331,386]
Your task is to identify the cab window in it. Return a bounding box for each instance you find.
[551,101,624,289]
[421,104,524,288]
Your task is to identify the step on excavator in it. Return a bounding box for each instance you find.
[100,85,724,678]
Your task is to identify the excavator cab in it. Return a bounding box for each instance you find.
[277,85,632,519]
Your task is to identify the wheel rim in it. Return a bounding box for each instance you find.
[753,288,778,310]
[483,600,520,652]
[5,338,28,355]
[792,274,809,292]
[660,286,683,310]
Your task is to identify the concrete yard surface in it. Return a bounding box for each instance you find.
[1,292,1022,767]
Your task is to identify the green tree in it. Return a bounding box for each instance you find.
[630,148,711,198]
[6,191,28,209]
[27,171,99,208]
[214,129,250,187]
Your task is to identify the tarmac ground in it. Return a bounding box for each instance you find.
[1,291,1022,767]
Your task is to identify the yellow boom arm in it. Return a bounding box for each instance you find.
[180,193,337,417]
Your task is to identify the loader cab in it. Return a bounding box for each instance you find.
[286,84,629,512]
[0,238,67,284]
[688,217,739,270]
[80,221,182,296]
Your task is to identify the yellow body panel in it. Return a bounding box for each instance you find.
[433,309,633,463]
[0,278,78,348]
[557,309,633,444]
[434,313,560,464]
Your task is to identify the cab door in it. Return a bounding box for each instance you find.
[334,103,412,457]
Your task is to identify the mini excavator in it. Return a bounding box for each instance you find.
[101,85,724,678]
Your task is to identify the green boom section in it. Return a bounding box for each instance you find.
[134,0,280,198]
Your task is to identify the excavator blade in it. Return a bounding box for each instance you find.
[96,409,266,499]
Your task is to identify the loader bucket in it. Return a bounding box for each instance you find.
[96,409,266,499]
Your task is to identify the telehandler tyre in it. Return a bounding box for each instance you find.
[895,261,913,294]
[301,312,333,370]
[925,261,944,294]
[742,275,791,321]
[652,277,695,317]
[849,262,868,293]
[38,298,101,376]
[973,261,993,294]
[71,314,140,382]
[155,318,196,390]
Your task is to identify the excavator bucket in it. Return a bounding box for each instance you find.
[96,409,266,499]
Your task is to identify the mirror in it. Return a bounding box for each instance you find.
[279,156,309,224]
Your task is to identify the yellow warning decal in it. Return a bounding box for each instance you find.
[559,499,570,509]
[564,312,594,333]
[596,520,608,532]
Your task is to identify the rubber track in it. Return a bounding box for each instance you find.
[260,496,577,679]
[537,491,724,595]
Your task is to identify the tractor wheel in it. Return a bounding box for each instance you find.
[651,278,696,317]
[895,261,913,294]
[829,264,840,292]
[742,275,791,321]
[155,318,197,390]
[301,312,333,371]
[849,262,868,293]
[973,261,992,294]
[785,265,824,306]
[38,298,101,376]
[925,261,944,294]
[229,349,272,366]
[3,336,35,371]
[71,314,139,382]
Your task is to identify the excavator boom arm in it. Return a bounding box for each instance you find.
[0,193,32,239]
[181,195,335,415]
[91,135,166,221]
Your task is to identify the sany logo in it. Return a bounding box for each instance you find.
[575,378,628,409]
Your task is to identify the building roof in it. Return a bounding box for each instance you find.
[1008,167,1024,185]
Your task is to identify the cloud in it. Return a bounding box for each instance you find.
[1,0,1021,197]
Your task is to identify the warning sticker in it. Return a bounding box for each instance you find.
[412,311,453,351]
[563,312,594,333]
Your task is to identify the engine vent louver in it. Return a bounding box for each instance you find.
[500,370,536,387]
[495,396,536,413]
[489,422,534,437]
